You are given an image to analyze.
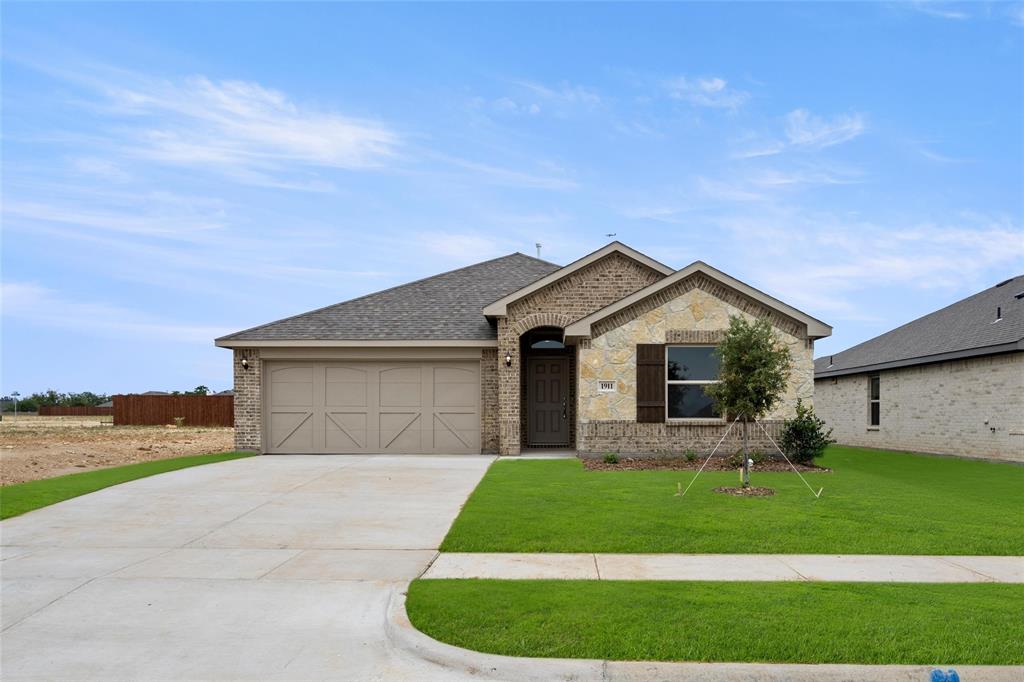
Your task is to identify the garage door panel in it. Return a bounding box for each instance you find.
[324,366,368,407]
[265,361,480,454]
[325,412,368,451]
[270,411,314,451]
[432,413,478,451]
[380,413,421,451]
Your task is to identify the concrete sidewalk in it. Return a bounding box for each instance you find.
[423,552,1024,582]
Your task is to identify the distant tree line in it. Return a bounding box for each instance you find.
[1,386,214,412]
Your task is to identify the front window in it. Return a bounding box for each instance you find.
[868,375,880,426]
[666,346,720,419]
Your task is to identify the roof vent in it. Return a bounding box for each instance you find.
[995,278,1013,287]
[828,355,833,368]
[994,306,1002,323]
[1016,291,1024,300]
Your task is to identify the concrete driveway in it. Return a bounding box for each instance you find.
[0,455,495,681]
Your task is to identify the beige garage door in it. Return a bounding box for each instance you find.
[264,361,480,454]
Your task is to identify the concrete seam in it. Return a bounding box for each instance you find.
[936,556,999,582]
[254,549,306,580]
[180,459,355,548]
[773,556,811,581]
[593,554,601,580]
[416,551,442,580]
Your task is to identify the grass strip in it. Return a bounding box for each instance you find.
[441,446,1024,555]
[0,451,254,519]
[407,578,1024,665]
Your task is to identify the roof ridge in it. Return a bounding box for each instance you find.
[216,252,552,342]
[825,275,1024,363]
[512,251,561,267]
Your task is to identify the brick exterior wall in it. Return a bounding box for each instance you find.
[814,351,1024,462]
[577,281,814,431]
[233,348,262,451]
[497,252,665,454]
[480,348,500,454]
[577,419,784,458]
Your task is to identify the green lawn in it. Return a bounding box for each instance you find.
[441,446,1024,555]
[407,579,1024,665]
[0,451,254,520]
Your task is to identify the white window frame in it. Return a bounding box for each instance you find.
[868,374,881,427]
[665,345,722,421]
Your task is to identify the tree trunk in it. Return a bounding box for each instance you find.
[741,418,750,488]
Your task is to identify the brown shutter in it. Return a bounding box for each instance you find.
[636,343,665,423]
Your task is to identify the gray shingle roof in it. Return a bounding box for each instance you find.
[815,275,1024,377]
[217,253,561,342]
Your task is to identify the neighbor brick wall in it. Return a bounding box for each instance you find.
[233,348,262,451]
[814,352,1024,462]
[480,348,500,454]
[497,252,665,454]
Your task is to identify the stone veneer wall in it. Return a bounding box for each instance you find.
[233,348,262,451]
[814,352,1024,462]
[497,252,665,454]
[575,278,814,457]
[480,348,500,454]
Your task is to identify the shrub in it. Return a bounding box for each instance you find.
[603,452,619,464]
[727,450,767,468]
[684,449,697,463]
[779,399,835,464]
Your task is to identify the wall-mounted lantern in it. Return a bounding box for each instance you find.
[241,358,250,370]
[504,352,512,368]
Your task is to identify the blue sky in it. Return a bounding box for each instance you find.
[3,2,1022,394]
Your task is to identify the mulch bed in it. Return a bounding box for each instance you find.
[582,457,829,473]
[714,486,776,497]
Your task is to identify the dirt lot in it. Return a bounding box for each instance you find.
[0,415,235,485]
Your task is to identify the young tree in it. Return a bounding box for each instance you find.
[705,316,793,487]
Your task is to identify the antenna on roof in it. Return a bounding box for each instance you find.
[536,242,542,258]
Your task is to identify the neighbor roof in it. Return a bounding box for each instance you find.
[815,275,1024,378]
[564,260,833,340]
[216,253,560,346]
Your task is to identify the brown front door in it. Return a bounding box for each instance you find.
[526,356,569,446]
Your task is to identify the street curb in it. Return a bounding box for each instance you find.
[386,587,1024,682]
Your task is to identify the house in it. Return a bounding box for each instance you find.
[814,276,1024,462]
[215,242,831,456]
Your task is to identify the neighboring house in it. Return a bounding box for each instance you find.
[215,390,234,396]
[814,276,1024,462]
[97,400,114,408]
[216,242,831,456]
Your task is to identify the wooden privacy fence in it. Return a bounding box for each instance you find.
[113,395,234,427]
[38,405,114,416]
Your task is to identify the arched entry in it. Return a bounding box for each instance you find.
[520,326,575,448]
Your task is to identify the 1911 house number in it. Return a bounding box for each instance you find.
[598,380,616,392]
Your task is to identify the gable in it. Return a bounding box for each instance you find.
[483,242,673,317]
[507,251,666,325]
[565,261,832,341]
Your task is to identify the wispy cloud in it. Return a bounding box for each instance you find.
[784,109,866,149]
[662,76,749,109]
[2,282,228,343]
[20,60,402,190]
[1007,3,1024,26]
[908,1,970,21]
[478,80,602,118]
[515,80,602,107]
[443,156,579,190]
[717,210,1024,317]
